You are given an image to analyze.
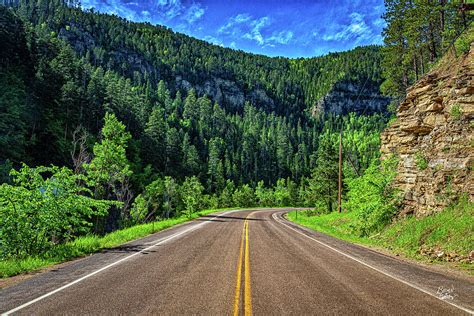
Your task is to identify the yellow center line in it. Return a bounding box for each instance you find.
[232,214,253,316]
[244,220,252,316]
[233,221,245,316]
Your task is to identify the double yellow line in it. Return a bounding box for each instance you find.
[233,217,252,316]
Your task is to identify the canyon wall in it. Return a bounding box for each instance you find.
[381,45,473,216]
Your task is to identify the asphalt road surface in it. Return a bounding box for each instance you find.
[1,209,473,315]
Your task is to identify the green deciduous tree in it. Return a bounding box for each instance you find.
[180,176,204,218]
[84,113,132,230]
[0,164,114,258]
[345,157,400,236]
[232,184,255,208]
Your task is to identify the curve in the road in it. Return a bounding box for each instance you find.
[1,208,473,315]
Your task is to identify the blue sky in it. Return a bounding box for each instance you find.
[80,0,386,58]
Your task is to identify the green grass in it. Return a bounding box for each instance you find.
[288,198,473,273]
[287,210,376,246]
[0,208,227,278]
[379,198,473,259]
[454,24,474,57]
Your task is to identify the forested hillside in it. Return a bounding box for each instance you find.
[381,0,469,101]
[2,0,387,119]
[0,0,389,181]
[0,0,387,240]
[0,0,390,262]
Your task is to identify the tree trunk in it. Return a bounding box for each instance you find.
[420,50,425,74]
[439,0,445,42]
[413,56,419,82]
[429,21,437,62]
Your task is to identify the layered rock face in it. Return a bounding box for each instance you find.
[381,46,473,217]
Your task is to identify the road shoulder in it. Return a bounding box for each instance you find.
[276,211,474,313]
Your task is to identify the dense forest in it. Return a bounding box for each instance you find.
[381,0,469,101]
[0,0,469,261]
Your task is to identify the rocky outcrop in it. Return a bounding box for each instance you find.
[381,45,474,217]
[175,76,274,112]
[58,23,388,117]
[312,80,390,116]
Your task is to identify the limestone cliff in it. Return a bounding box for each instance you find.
[381,44,473,216]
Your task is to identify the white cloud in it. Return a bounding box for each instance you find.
[82,0,205,27]
[268,30,293,44]
[321,12,373,44]
[155,0,183,20]
[183,2,205,23]
[82,0,139,21]
[372,18,386,28]
[218,13,252,35]
[154,0,206,23]
[234,13,252,23]
[203,35,224,46]
[242,16,270,45]
[219,13,292,47]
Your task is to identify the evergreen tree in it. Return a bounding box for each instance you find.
[143,107,167,170]
[207,137,225,192]
[308,132,339,213]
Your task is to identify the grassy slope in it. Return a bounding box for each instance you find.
[287,198,473,274]
[0,208,227,278]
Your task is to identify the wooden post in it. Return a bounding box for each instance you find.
[338,131,342,213]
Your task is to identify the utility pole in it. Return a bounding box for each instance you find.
[337,131,342,213]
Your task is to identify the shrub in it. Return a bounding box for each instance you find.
[232,184,255,207]
[180,176,204,218]
[454,26,474,57]
[255,181,275,206]
[344,157,400,236]
[274,178,291,206]
[450,104,462,120]
[0,164,116,259]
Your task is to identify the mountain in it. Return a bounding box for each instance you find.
[2,0,388,118]
[0,1,387,193]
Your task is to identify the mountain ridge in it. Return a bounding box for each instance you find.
[3,0,388,118]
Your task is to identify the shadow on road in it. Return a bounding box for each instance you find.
[199,215,265,221]
[100,245,158,254]
[195,218,226,222]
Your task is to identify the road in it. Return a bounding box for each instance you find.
[1,209,473,315]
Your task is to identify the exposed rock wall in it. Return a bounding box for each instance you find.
[381,45,473,216]
[175,76,274,112]
[58,24,388,117]
[312,80,390,116]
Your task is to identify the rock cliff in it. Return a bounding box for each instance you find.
[312,80,390,116]
[55,22,388,117]
[381,44,473,216]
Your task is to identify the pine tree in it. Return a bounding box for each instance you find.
[207,137,225,192]
[308,132,339,213]
[143,107,167,170]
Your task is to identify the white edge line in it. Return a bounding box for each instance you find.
[3,210,240,316]
[272,212,474,315]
